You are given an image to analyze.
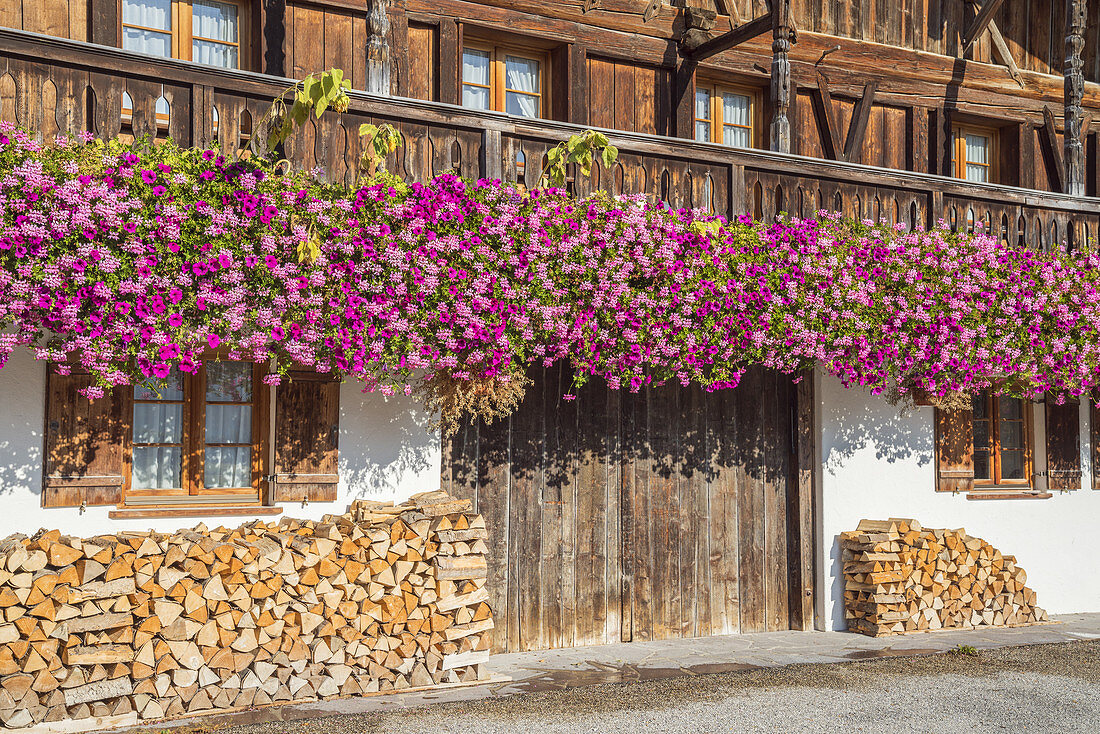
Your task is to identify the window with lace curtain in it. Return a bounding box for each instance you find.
[126,361,268,506]
[121,0,249,70]
[952,126,995,183]
[461,42,546,119]
[694,83,758,148]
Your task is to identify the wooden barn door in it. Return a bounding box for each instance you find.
[442,365,813,653]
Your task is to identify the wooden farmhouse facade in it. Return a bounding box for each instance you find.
[3,0,1100,660]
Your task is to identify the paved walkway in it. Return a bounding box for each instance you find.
[123,613,1100,732]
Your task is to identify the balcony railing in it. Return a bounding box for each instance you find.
[3,27,1100,250]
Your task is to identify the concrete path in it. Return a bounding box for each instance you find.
[121,613,1100,732]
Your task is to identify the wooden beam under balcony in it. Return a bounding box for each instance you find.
[681,12,773,61]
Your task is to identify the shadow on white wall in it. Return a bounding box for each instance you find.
[338,383,440,502]
[823,391,934,475]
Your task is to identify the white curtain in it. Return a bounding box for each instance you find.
[722,93,751,148]
[192,0,239,68]
[504,55,539,118]
[133,403,183,444]
[133,447,182,489]
[204,446,251,488]
[462,49,491,110]
[122,0,172,57]
[694,88,711,142]
[205,404,252,444]
[965,133,989,182]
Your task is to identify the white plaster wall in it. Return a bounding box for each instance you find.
[819,373,1100,631]
[0,348,441,539]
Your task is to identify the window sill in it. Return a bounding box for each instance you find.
[966,490,1053,501]
[108,505,284,520]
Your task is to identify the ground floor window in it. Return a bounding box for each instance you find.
[128,361,266,504]
[971,392,1031,487]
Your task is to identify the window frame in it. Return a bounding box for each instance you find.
[952,124,997,184]
[122,361,269,506]
[972,391,1034,489]
[694,81,760,149]
[461,40,549,119]
[118,0,252,71]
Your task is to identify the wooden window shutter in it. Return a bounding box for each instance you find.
[935,406,974,492]
[1045,401,1081,491]
[273,371,340,502]
[43,369,129,508]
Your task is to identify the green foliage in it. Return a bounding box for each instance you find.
[540,129,619,188]
[252,69,352,159]
[950,644,979,657]
[357,123,403,181]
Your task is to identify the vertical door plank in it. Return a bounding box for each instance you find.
[736,367,767,632]
[540,366,565,650]
[605,387,623,645]
[763,372,791,632]
[708,386,741,635]
[619,388,637,643]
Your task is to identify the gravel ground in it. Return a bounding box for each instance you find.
[182,640,1100,734]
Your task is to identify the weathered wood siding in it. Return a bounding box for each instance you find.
[0,0,86,41]
[587,56,673,137]
[443,365,810,653]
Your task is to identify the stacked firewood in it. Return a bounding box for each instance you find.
[0,491,491,729]
[842,519,1048,637]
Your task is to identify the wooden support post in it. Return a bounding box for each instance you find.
[366,0,391,96]
[769,0,794,153]
[1064,0,1087,197]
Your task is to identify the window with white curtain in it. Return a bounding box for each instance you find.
[695,83,757,149]
[128,361,262,502]
[120,0,245,69]
[953,127,993,183]
[694,88,712,143]
[461,43,544,118]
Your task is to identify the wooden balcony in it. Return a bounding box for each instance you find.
[3,27,1100,250]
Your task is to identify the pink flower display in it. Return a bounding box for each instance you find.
[1,122,1098,406]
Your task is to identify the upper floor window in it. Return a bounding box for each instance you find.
[972,392,1031,487]
[695,84,756,148]
[461,44,545,118]
[952,127,994,183]
[122,0,245,69]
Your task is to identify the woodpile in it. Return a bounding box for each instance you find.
[0,491,492,730]
[842,519,1048,637]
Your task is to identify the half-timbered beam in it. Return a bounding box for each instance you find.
[843,81,879,162]
[682,12,773,61]
[1042,106,1067,194]
[1064,0,1087,197]
[988,20,1026,88]
[962,0,1006,52]
[811,74,876,163]
[770,0,794,153]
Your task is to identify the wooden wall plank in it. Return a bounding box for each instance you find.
[406,23,437,101]
[289,4,325,80]
[613,61,635,133]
